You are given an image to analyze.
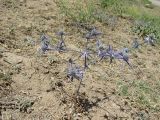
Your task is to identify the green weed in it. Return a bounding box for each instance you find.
[100,0,160,41]
[57,0,95,23]
[117,80,160,111]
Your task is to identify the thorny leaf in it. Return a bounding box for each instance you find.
[97,45,113,62]
[98,45,131,66]
[79,49,92,69]
[113,48,131,66]
[67,59,84,81]
[122,48,129,53]
[85,28,102,41]
[39,43,55,53]
[96,40,109,59]
[39,34,54,53]
[114,52,130,66]
[39,32,67,53]
[55,39,67,52]
[106,45,115,63]
[144,34,156,46]
[98,47,107,59]
[40,34,50,43]
[55,31,67,52]
[90,28,102,37]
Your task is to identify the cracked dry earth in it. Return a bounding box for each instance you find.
[0,0,160,120]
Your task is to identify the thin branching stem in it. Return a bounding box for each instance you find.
[76,80,82,97]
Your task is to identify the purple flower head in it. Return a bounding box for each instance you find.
[67,59,84,81]
[120,54,130,67]
[122,48,129,54]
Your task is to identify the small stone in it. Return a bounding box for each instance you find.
[15,49,21,53]
[3,53,23,65]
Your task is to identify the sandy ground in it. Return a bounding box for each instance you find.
[0,0,160,120]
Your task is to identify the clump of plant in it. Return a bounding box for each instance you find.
[24,36,35,46]
[100,0,128,16]
[55,58,93,114]
[55,31,67,52]
[67,58,84,82]
[131,34,157,49]
[132,38,140,49]
[96,42,131,67]
[117,80,160,112]
[0,72,12,96]
[0,72,12,86]
[38,34,54,54]
[38,31,68,54]
[144,33,156,46]
[34,24,158,115]
[85,27,102,41]
[132,20,158,40]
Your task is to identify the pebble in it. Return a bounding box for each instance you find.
[3,52,23,65]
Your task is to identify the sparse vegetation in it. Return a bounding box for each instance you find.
[57,0,160,41]
[34,25,157,115]
[1,0,160,119]
[117,79,160,112]
[0,72,12,97]
[100,0,160,41]
[57,0,95,23]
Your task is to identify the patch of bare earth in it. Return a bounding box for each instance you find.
[0,0,160,119]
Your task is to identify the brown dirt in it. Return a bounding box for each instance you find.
[0,0,160,120]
